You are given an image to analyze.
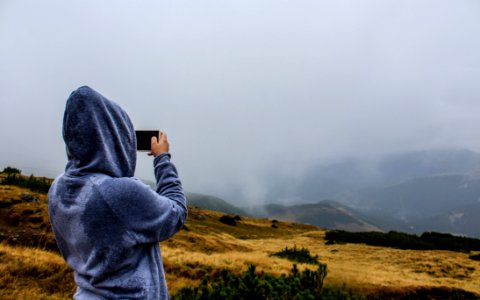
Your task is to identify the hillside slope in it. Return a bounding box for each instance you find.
[186,192,248,216]
[247,200,381,232]
[339,171,480,237]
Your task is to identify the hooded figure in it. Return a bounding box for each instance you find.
[48,86,187,299]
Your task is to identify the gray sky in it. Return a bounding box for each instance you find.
[1,0,480,204]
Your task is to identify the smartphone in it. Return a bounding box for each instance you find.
[135,130,160,151]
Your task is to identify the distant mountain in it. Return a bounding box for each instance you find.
[336,171,480,237]
[418,202,480,237]
[340,171,480,216]
[378,148,480,184]
[365,201,480,238]
[186,192,248,216]
[247,200,381,232]
[265,148,480,237]
[282,148,480,202]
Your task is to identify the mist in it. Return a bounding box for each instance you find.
[1,1,480,205]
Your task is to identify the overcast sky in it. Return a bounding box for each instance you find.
[1,1,480,204]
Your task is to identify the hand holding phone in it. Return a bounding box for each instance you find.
[150,132,169,157]
[135,130,169,156]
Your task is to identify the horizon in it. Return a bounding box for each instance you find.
[2,146,480,205]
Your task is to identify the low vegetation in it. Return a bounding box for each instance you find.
[2,167,21,174]
[219,215,238,226]
[325,230,480,253]
[470,254,480,261]
[172,263,335,300]
[271,245,320,265]
[1,167,52,194]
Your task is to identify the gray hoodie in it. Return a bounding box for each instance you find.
[48,86,187,299]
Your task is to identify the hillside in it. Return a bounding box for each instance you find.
[418,202,480,238]
[346,172,480,216]
[186,192,248,216]
[247,201,381,232]
[339,171,480,237]
[0,185,57,251]
[1,176,480,299]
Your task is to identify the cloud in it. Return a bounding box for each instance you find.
[1,1,480,204]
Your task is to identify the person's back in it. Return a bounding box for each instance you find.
[48,86,187,299]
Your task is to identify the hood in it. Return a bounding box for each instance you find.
[63,86,136,177]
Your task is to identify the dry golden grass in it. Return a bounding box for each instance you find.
[0,185,56,250]
[0,185,47,203]
[315,242,480,295]
[162,211,480,297]
[0,243,75,299]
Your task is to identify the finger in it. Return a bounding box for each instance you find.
[160,132,167,141]
[151,136,158,143]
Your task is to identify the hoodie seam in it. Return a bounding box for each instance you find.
[90,179,138,245]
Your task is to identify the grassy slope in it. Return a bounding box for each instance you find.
[0,243,75,299]
[1,183,479,298]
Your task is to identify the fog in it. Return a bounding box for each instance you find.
[1,1,480,205]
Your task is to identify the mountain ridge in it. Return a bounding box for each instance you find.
[246,200,382,232]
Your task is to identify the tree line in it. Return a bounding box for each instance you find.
[1,166,52,194]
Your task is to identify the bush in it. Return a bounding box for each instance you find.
[271,245,320,265]
[172,263,329,300]
[0,172,52,194]
[421,232,480,253]
[469,254,480,261]
[325,230,480,253]
[2,166,21,174]
[219,215,237,226]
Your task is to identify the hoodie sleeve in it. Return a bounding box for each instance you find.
[99,154,187,244]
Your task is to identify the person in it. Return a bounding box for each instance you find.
[48,86,187,299]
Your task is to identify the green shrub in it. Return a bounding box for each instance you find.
[2,166,21,174]
[325,230,480,253]
[320,284,367,300]
[172,263,330,300]
[271,245,320,265]
[219,215,237,226]
[421,232,480,253]
[0,172,52,194]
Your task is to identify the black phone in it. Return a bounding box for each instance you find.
[135,130,160,151]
